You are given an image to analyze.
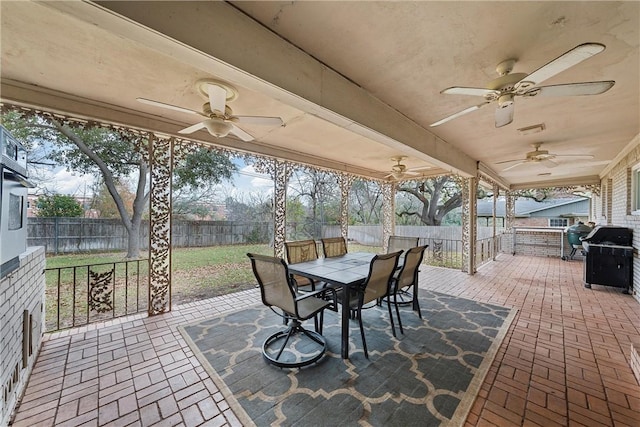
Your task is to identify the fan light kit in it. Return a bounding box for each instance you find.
[384,156,432,180]
[137,79,284,141]
[431,43,615,128]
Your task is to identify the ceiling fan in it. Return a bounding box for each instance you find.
[496,143,594,171]
[384,156,432,180]
[430,43,615,128]
[137,79,284,141]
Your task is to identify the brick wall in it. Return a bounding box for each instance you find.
[596,135,640,304]
[501,228,573,259]
[0,246,46,426]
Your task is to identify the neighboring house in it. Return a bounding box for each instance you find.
[476,197,590,228]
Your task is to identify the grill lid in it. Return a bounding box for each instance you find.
[581,226,632,246]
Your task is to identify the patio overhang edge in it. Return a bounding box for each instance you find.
[509,176,601,191]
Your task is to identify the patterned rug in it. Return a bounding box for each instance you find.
[179,290,516,426]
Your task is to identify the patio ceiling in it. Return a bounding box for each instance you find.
[1,1,638,189]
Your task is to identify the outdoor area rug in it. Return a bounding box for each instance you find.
[179,290,517,426]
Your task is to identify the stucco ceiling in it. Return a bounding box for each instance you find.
[1,1,638,189]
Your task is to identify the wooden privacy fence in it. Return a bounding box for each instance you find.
[28,218,504,255]
[28,217,272,254]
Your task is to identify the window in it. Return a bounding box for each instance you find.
[549,218,568,227]
[632,164,640,214]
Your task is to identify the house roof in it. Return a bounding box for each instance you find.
[476,197,590,217]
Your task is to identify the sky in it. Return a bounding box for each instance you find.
[30,156,273,201]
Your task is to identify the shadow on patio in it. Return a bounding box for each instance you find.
[11,254,640,427]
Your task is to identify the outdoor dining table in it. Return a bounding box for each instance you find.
[287,251,378,359]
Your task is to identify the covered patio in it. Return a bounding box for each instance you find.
[1,1,639,426]
[11,255,640,426]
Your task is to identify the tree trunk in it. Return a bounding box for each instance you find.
[126,221,141,259]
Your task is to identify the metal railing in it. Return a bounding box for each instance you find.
[45,258,148,332]
[419,237,463,269]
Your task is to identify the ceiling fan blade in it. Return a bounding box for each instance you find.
[441,87,498,97]
[553,153,595,158]
[527,81,615,97]
[495,158,525,165]
[430,102,490,127]
[207,84,228,114]
[521,43,606,86]
[137,98,201,116]
[542,159,558,168]
[229,124,254,141]
[233,116,284,126]
[406,166,433,172]
[495,103,514,128]
[178,122,206,134]
[502,161,527,172]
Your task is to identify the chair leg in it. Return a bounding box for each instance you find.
[393,291,404,335]
[386,298,397,338]
[357,308,368,359]
[412,285,423,319]
[274,323,297,361]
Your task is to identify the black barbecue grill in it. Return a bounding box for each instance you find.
[581,226,633,293]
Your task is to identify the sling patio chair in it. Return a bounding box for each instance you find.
[389,245,428,335]
[247,253,337,368]
[336,251,402,359]
[387,235,419,254]
[284,239,322,292]
[321,236,348,258]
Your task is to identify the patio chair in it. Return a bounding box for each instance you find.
[247,253,337,368]
[321,236,347,258]
[390,245,428,335]
[285,239,321,292]
[337,251,402,359]
[387,235,419,253]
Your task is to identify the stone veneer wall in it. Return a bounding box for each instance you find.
[591,135,640,304]
[0,246,46,426]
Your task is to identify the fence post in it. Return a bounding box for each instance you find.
[54,217,59,255]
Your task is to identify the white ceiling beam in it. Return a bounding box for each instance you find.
[42,0,477,177]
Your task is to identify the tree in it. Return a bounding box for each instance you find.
[349,179,383,224]
[396,176,463,226]
[91,181,136,219]
[288,169,341,238]
[35,193,84,217]
[1,109,237,258]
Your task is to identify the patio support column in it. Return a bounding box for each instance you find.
[338,173,354,243]
[273,161,291,258]
[505,191,515,231]
[461,177,478,274]
[254,158,291,258]
[381,181,395,252]
[492,183,499,261]
[148,134,173,315]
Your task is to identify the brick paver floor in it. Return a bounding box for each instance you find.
[10,254,640,426]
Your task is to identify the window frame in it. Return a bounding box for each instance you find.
[632,163,640,215]
[548,218,568,227]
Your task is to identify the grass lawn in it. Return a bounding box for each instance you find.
[43,242,457,331]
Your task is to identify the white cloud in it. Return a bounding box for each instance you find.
[36,168,94,196]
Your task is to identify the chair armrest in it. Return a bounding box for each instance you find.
[296,287,338,311]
